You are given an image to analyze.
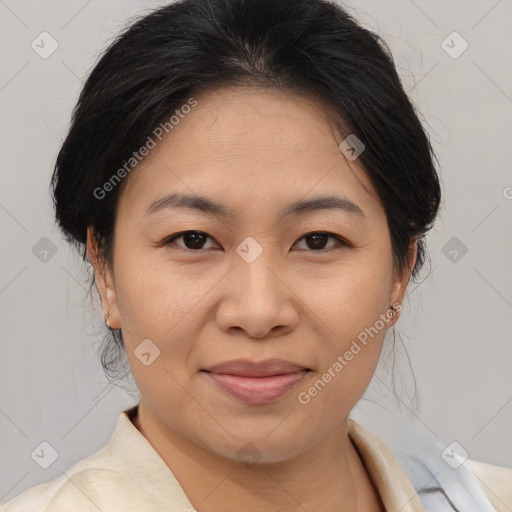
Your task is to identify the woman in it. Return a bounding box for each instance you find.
[3,0,510,510]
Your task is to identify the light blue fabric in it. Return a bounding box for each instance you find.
[383,422,498,512]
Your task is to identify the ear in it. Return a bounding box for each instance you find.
[387,236,418,327]
[86,226,121,330]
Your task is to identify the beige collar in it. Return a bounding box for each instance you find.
[348,419,425,512]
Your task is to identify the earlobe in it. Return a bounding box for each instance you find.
[86,227,121,330]
[388,237,418,326]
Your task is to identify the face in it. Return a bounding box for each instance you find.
[88,86,416,464]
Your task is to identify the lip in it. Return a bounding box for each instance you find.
[201,358,311,405]
[202,358,310,377]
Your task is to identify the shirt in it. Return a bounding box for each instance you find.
[2,405,511,512]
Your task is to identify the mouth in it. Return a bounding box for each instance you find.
[200,359,312,404]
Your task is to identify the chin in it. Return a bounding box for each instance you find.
[200,420,318,466]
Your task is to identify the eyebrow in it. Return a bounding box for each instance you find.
[144,192,365,220]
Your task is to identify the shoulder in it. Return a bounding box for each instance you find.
[0,445,123,512]
[349,418,512,512]
[1,408,187,512]
[464,459,512,512]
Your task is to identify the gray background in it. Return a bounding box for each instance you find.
[1,0,511,504]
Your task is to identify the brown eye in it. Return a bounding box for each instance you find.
[164,231,217,251]
[294,232,349,252]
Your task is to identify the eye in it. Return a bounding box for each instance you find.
[162,230,218,251]
[161,230,351,253]
[293,231,350,252]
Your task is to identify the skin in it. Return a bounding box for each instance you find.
[87,86,417,512]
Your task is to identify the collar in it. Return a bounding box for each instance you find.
[347,419,425,511]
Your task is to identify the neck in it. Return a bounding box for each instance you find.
[132,401,382,512]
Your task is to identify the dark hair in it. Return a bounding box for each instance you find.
[51,0,442,384]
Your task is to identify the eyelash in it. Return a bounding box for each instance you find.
[161,230,352,253]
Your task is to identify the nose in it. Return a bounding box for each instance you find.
[214,253,300,340]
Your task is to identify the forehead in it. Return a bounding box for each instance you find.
[117,86,383,223]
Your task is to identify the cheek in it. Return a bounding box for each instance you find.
[112,248,221,399]
[302,256,392,394]
[299,300,389,428]
[113,246,204,335]
[304,254,393,337]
